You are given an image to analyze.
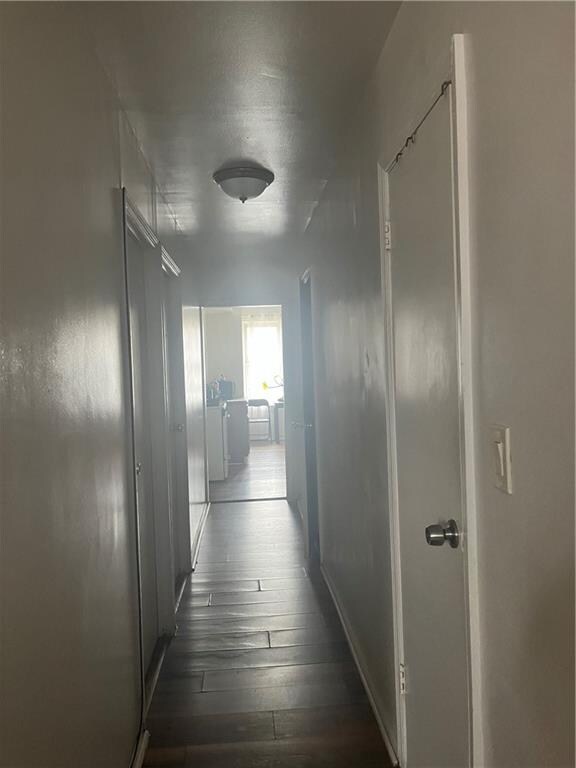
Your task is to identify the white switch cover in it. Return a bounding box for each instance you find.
[491,424,512,494]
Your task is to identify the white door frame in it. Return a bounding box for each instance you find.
[124,192,180,639]
[160,247,193,578]
[378,35,483,767]
[199,307,210,508]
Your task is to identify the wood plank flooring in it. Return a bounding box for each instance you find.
[144,500,392,767]
[209,443,287,502]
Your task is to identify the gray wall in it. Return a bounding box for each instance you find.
[182,305,208,541]
[203,309,246,398]
[306,1,574,764]
[0,5,184,766]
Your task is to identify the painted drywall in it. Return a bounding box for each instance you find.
[0,5,187,766]
[304,188,397,744]
[203,309,246,397]
[82,2,400,238]
[304,2,574,765]
[182,306,208,543]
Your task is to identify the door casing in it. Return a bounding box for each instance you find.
[378,35,482,767]
[161,252,193,581]
[122,192,187,673]
[299,270,321,564]
[125,220,160,676]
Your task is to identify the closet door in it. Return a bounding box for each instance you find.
[162,266,192,583]
[125,230,159,673]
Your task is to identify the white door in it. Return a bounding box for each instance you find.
[125,233,159,674]
[162,271,192,583]
[387,86,470,767]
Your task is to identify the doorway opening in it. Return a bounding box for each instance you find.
[203,305,287,502]
[299,271,320,564]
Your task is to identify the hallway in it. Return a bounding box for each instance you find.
[209,443,287,502]
[145,500,391,767]
[1,4,573,767]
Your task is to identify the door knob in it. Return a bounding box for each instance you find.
[425,519,460,548]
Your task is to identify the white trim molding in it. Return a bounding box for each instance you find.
[161,245,181,277]
[321,565,399,768]
[124,192,159,248]
[191,502,211,571]
[377,161,407,766]
[131,730,150,768]
[451,33,484,768]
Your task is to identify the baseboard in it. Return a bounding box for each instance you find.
[210,495,287,504]
[321,564,400,768]
[142,576,188,724]
[191,502,210,571]
[288,498,303,523]
[131,729,149,768]
[174,571,188,612]
[143,633,172,718]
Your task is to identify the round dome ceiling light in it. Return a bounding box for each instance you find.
[212,165,274,204]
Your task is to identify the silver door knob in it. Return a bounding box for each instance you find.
[291,421,313,430]
[135,462,142,476]
[425,519,459,548]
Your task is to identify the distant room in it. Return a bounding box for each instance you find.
[203,305,286,502]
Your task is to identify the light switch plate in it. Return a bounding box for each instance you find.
[491,424,512,494]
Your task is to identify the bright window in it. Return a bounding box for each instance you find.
[242,315,284,403]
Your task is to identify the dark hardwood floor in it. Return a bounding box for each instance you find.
[144,500,392,767]
[209,443,287,502]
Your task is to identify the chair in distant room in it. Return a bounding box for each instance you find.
[247,399,272,442]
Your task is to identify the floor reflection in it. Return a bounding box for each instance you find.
[210,443,286,502]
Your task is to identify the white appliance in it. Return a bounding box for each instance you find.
[206,405,229,481]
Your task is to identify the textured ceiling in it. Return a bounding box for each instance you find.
[86,2,399,236]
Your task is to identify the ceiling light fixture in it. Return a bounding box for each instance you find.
[212,165,274,204]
